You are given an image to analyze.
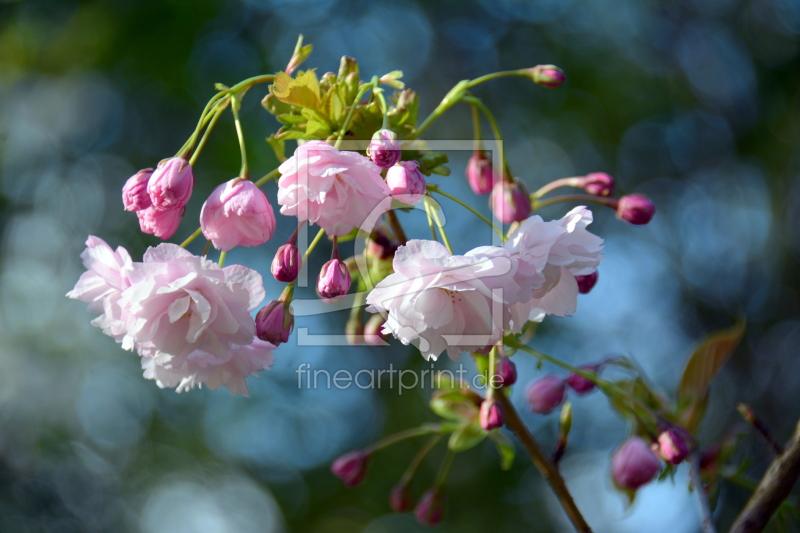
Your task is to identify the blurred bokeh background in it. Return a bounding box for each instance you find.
[1,0,799,531]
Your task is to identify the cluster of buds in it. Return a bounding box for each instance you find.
[122,158,195,239]
[526,362,604,414]
[611,425,695,491]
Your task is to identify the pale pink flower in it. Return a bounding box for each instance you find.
[66,236,133,340]
[122,169,154,211]
[365,240,515,360]
[200,178,276,251]
[137,206,184,240]
[119,244,265,361]
[277,141,391,237]
[141,339,275,396]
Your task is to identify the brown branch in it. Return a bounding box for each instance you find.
[496,391,593,533]
[386,210,408,245]
[729,418,800,533]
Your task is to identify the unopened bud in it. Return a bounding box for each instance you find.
[331,449,369,488]
[657,426,694,465]
[529,64,566,88]
[390,483,413,513]
[525,375,566,414]
[565,364,601,395]
[575,271,599,294]
[490,179,532,224]
[466,150,496,195]
[579,172,615,197]
[480,398,505,430]
[615,193,656,225]
[255,300,293,346]
[317,258,351,299]
[414,489,445,526]
[386,161,426,204]
[367,129,401,169]
[272,242,301,282]
[147,157,194,211]
[611,437,662,490]
[137,205,184,240]
[496,356,518,387]
[122,168,154,211]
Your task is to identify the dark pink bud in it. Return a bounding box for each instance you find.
[490,179,532,224]
[575,271,598,294]
[611,437,662,490]
[466,151,496,195]
[136,206,184,240]
[331,450,369,488]
[367,129,401,169]
[414,489,444,526]
[317,258,351,299]
[272,243,301,282]
[480,398,505,430]
[147,157,194,210]
[525,375,566,414]
[579,172,615,197]
[616,193,656,225]
[496,356,518,387]
[366,228,399,260]
[255,300,293,346]
[386,161,426,204]
[657,426,694,465]
[530,64,566,88]
[565,365,600,395]
[122,168,153,211]
[364,313,389,346]
[390,483,413,513]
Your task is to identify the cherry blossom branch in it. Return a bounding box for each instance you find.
[428,185,504,240]
[386,211,408,245]
[729,418,800,533]
[689,453,717,533]
[495,390,593,533]
[532,193,616,211]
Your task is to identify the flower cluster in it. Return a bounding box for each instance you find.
[67,236,273,395]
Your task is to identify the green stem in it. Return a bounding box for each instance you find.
[230,93,249,180]
[464,69,532,90]
[335,80,377,149]
[189,100,226,166]
[428,202,453,254]
[385,210,408,245]
[531,176,584,200]
[488,345,498,396]
[532,194,617,211]
[428,186,504,240]
[462,96,508,176]
[218,251,227,267]
[178,90,229,158]
[471,103,483,150]
[400,435,442,484]
[374,86,390,130]
[180,227,203,248]
[434,450,456,488]
[304,228,326,261]
[254,168,281,187]
[366,424,441,454]
[201,239,212,257]
[424,198,439,242]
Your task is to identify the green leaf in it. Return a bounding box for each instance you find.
[448,421,487,452]
[430,165,451,176]
[261,94,293,116]
[305,120,331,137]
[266,135,286,163]
[489,432,515,470]
[275,114,306,125]
[274,128,308,141]
[269,70,321,109]
[429,389,480,421]
[677,318,745,431]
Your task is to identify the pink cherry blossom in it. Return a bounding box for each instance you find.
[277,141,392,237]
[141,339,275,396]
[137,205,184,240]
[119,244,265,361]
[365,240,515,360]
[386,161,426,204]
[200,177,276,251]
[147,157,195,211]
[122,169,154,211]
[66,236,133,340]
[611,437,662,490]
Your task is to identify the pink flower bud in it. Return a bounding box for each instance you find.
[530,64,566,88]
[367,129,401,169]
[200,178,276,251]
[331,450,369,488]
[272,242,301,282]
[611,437,662,490]
[122,168,153,211]
[317,258,351,299]
[579,172,615,197]
[255,300,292,346]
[466,151,496,195]
[575,271,598,294]
[136,206,184,240]
[616,193,656,225]
[480,398,505,430]
[147,157,194,211]
[490,179,532,224]
[496,356,518,387]
[386,161,426,204]
[565,365,600,395]
[364,313,389,346]
[526,375,566,414]
[657,426,694,465]
[414,489,444,526]
[390,483,413,513]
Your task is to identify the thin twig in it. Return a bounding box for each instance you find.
[689,453,717,533]
[495,391,593,533]
[386,210,408,245]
